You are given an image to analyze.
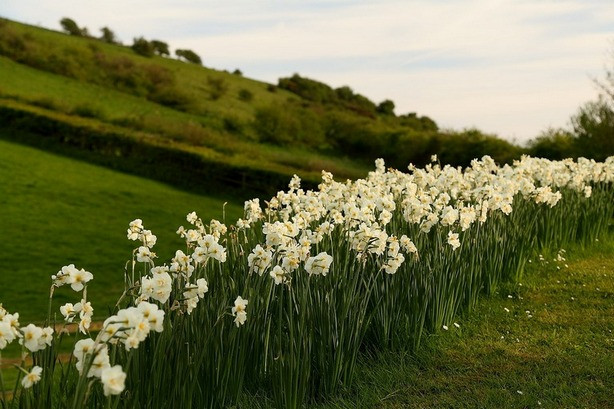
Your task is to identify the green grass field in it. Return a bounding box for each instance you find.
[238,235,614,408]
[0,138,243,323]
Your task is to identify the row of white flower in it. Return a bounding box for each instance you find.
[1,155,612,403]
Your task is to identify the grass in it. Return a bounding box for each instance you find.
[238,234,614,408]
[0,138,244,323]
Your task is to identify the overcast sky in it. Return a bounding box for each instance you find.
[3,0,613,143]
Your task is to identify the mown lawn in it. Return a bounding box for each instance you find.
[0,138,243,323]
[239,234,614,408]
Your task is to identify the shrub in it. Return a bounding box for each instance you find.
[571,98,614,161]
[399,112,439,132]
[223,116,244,133]
[149,86,193,111]
[377,99,396,116]
[278,73,337,104]
[70,103,104,119]
[207,76,228,100]
[253,102,326,147]
[30,97,60,111]
[527,128,578,160]
[100,27,119,44]
[238,88,253,102]
[131,37,154,57]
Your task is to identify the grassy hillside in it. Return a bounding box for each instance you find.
[0,137,243,322]
[0,17,524,198]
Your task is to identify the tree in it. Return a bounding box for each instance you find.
[131,37,154,57]
[151,40,170,56]
[60,18,82,36]
[527,128,577,160]
[376,99,395,116]
[175,49,202,65]
[571,98,614,161]
[100,27,118,44]
[568,51,614,161]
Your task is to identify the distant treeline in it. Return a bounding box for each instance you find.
[59,17,203,64]
[259,74,522,167]
[526,91,614,162]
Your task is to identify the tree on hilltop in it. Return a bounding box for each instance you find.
[60,17,83,36]
[151,40,170,56]
[175,49,202,65]
[100,26,119,44]
[377,99,396,116]
[567,50,614,160]
[131,37,154,57]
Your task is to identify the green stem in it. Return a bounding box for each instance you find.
[0,351,6,405]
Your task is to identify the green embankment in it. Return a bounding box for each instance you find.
[0,138,243,323]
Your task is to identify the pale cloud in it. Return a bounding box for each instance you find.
[2,0,613,142]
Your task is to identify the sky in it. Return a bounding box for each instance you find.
[2,0,614,143]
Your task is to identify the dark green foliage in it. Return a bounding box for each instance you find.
[571,98,614,161]
[29,97,60,111]
[59,17,82,36]
[131,36,154,57]
[399,112,438,132]
[338,89,377,117]
[435,129,523,167]
[249,97,521,168]
[238,88,253,102]
[70,103,104,119]
[323,111,380,154]
[279,74,338,104]
[151,39,170,56]
[99,26,118,44]
[0,104,312,197]
[233,68,243,76]
[527,128,578,160]
[208,76,228,100]
[278,75,378,117]
[223,116,244,133]
[176,48,202,65]
[376,99,395,116]
[536,52,614,161]
[267,84,277,92]
[253,102,326,147]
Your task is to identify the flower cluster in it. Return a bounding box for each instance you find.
[0,305,53,391]
[60,299,94,334]
[98,301,164,349]
[232,296,248,327]
[52,264,93,292]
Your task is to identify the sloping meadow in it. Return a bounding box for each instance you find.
[1,155,613,408]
